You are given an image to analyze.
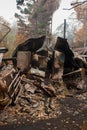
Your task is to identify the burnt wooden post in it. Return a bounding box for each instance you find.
[64,19,66,39]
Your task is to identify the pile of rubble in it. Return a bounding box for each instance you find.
[0,36,87,127]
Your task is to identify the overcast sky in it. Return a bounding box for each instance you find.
[52,0,75,33]
[0,0,16,23]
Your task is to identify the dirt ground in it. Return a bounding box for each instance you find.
[0,86,87,130]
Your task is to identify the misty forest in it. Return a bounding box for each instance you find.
[0,0,87,130]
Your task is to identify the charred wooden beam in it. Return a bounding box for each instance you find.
[0,68,16,108]
[2,57,16,61]
[62,68,87,91]
[63,68,86,80]
[22,77,56,97]
[2,57,16,65]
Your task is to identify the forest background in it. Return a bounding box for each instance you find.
[0,0,87,57]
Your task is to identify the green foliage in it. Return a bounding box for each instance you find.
[37,28,46,35]
[37,23,45,28]
[41,0,47,5]
[32,12,38,18]
[15,13,20,18]
[20,10,24,14]
[17,5,22,10]
[24,8,30,14]
[26,3,32,7]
